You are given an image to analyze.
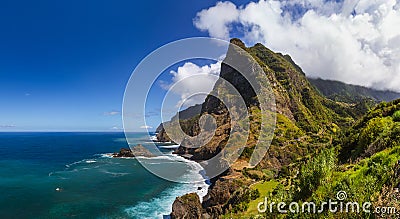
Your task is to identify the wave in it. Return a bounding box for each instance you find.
[65,158,100,168]
[124,153,210,218]
[52,148,209,218]
[124,182,206,219]
[99,153,114,158]
[100,170,130,177]
[157,144,180,149]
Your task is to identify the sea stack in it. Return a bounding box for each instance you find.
[113,144,155,158]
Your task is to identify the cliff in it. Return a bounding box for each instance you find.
[170,193,202,219]
[167,39,400,218]
[156,104,203,142]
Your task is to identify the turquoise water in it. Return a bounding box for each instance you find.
[0,132,207,218]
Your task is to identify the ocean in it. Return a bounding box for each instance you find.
[0,132,208,218]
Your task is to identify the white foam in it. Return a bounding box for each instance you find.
[100,170,130,177]
[124,153,210,218]
[157,144,180,149]
[125,181,208,219]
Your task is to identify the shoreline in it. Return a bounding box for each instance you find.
[105,144,211,218]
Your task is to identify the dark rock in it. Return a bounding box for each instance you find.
[170,193,202,219]
[113,144,155,158]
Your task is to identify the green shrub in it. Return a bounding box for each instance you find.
[392,110,400,122]
[296,148,337,200]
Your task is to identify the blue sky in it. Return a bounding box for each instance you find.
[2,0,399,131]
[0,0,247,131]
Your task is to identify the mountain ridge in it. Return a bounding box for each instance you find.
[309,77,400,103]
[164,39,400,218]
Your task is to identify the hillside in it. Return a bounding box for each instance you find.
[156,104,202,142]
[309,78,400,104]
[163,39,400,219]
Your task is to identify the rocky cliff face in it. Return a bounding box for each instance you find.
[167,38,363,218]
[156,104,203,143]
[163,38,356,161]
[170,193,202,219]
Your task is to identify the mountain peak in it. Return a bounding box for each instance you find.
[229,38,246,49]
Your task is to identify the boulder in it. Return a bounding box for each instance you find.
[170,193,202,219]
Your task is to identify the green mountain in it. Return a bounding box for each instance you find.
[163,39,400,219]
[309,77,400,104]
[155,104,202,142]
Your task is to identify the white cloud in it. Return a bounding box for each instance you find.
[194,1,239,39]
[160,61,222,107]
[140,125,153,129]
[104,111,121,116]
[0,124,16,128]
[194,0,400,91]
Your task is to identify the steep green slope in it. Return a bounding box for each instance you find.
[166,38,400,219]
[309,78,400,104]
[233,99,400,219]
[165,39,369,218]
[340,99,400,162]
[155,104,202,142]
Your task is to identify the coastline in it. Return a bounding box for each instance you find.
[107,137,211,218]
[122,153,210,218]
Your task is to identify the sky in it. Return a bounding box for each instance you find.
[0,0,245,131]
[194,0,400,91]
[1,0,399,131]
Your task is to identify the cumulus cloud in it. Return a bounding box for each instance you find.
[160,61,222,107]
[194,0,400,91]
[140,125,153,129]
[194,1,239,39]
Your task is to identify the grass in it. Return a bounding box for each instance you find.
[310,145,400,218]
[221,180,278,219]
[247,180,279,215]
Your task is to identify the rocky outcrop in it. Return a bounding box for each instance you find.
[112,144,155,158]
[168,38,361,218]
[156,104,203,143]
[155,123,171,142]
[170,193,203,219]
[202,177,243,217]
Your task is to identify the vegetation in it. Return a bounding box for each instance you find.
[308,78,400,104]
[392,110,400,122]
[215,44,400,218]
[226,99,400,218]
[164,39,400,219]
